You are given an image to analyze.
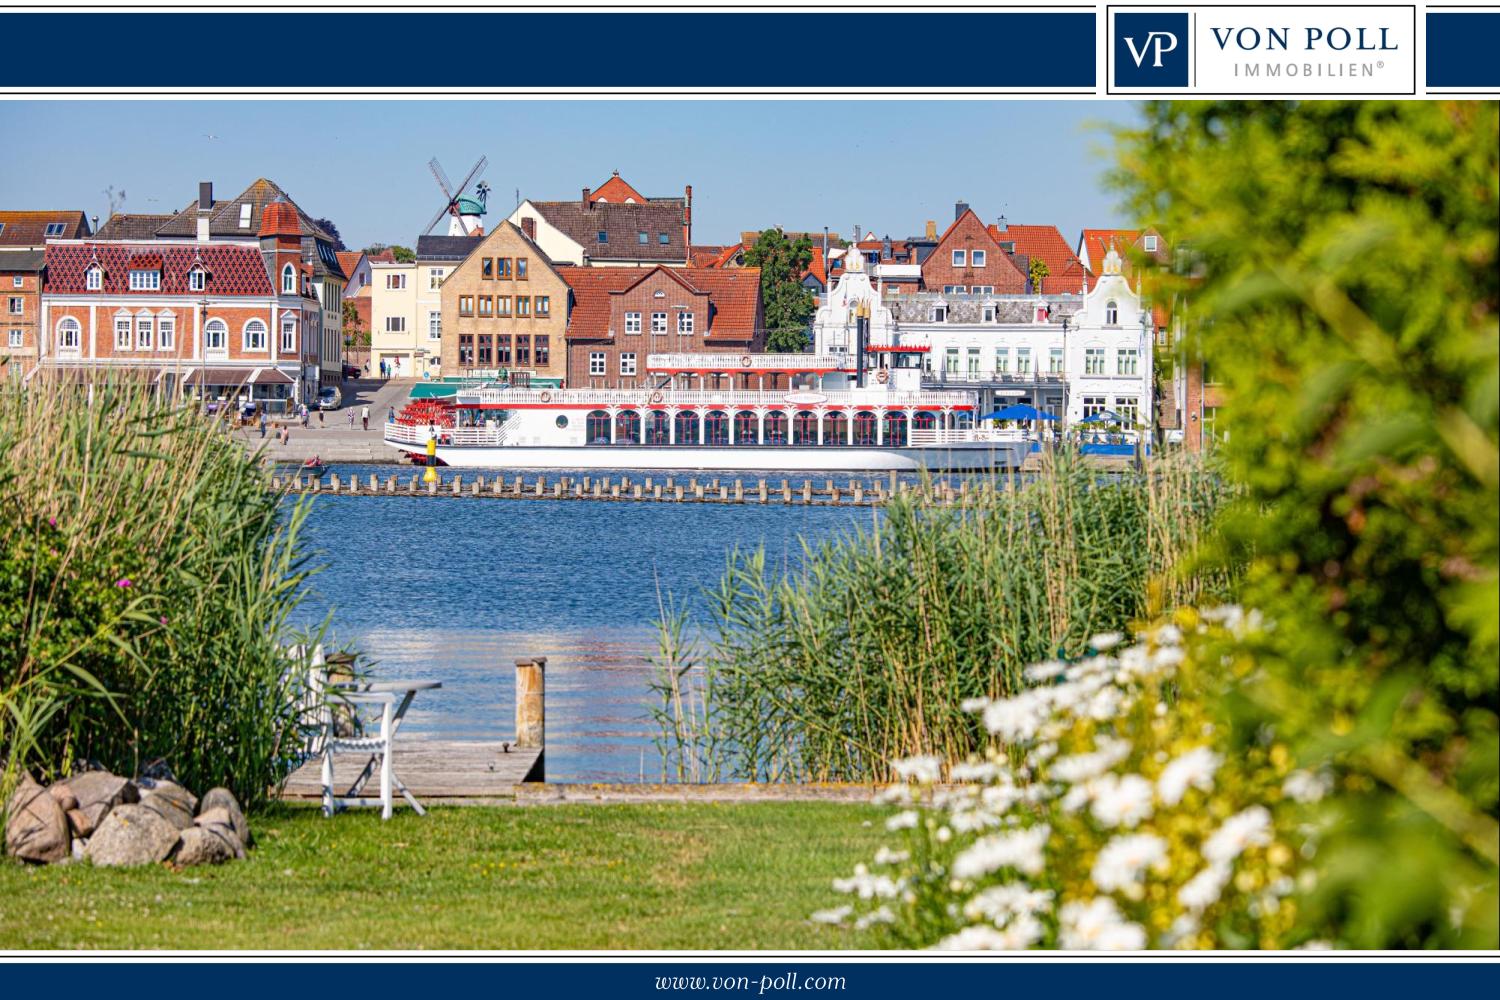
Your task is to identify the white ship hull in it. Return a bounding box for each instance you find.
[385,440,1028,472]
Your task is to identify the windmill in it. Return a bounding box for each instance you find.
[422,155,490,237]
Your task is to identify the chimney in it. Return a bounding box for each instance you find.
[581,186,591,209]
[196,181,213,242]
[925,220,937,241]
[854,224,862,243]
[521,216,536,241]
[882,236,892,259]
[683,184,693,249]
[954,200,969,221]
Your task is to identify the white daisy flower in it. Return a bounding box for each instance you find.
[1157,747,1222,805]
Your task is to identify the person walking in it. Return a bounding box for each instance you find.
[300,402,309,428]
[361,404,370,432]
[318,406,325,426]
[258,411,267,439]
[348,408,356,429]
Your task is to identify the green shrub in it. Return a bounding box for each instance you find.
[1,377,324,810]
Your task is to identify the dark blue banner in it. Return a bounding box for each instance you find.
[1427,11,1500,88]
[0,12,1096,90]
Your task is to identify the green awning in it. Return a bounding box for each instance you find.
[409,383,460,399]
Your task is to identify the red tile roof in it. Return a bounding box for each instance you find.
[259,200,301,238]
[559,265,762,343]
[1079,228,1141,270]
[334,251,364,278]
[44,242,275,296]
[0,210,91,247]
[589,172,649,205]
[989,223,1089,294]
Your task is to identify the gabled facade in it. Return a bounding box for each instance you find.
[1077,227,1168,289]
[439,222,568,385]
[989,222,1091,294]
[506,174,692,267]
[1,210,92,379]
[920,207,1027,295]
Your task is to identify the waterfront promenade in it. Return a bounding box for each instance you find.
[233,376,413,463]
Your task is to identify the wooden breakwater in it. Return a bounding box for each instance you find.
[270,470,1021,507]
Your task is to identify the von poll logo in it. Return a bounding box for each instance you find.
[1115,13,1190,87]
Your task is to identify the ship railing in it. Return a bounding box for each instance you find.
[384,422,506,447]
[646,352,851,371]
[908,428,1025,447]
[454,387,977,409]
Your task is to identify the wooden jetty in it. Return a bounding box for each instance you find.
[279,657,546,806]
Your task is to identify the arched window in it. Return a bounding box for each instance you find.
[646,410,670,445]
[135,311,154,350]
[793,411,817,445]
[585,409,612,444]
[763,411,788,445]
[734,410,758,445]
[55,317,81,350]
[674,410,700,445]
[883,410,909,447]
[281,264,296,295]
[853,411,878,446]
[615,409,640,444]
[204,318,227,352]
[1105,300,1119,326]
[913,410,938,431]
[823,410,847,446]
[243,319,268,351]
[705,410,729,446]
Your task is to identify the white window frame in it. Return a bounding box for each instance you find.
[158,317,175,350]
[1142,235,1158,252]
[933,305,948,323]
[1105,300,1119,326]
[1085,346,1106,375]
[243,318,268,352]
[385,316,406,334]
[624,311,642,334]
[1048,347,1064,374]
[429,268,446,290]
[45,222,66,236]
[11,276,21,288]
[1114,396,1140,425]
[1117,348,1139,376]
[135,313,153,350]
[85,267,102,291]
[650,312,668,335]
[56,317,81,352]
[238,204,253,228]
[188,268,206,292]
[676,312,694,335]
[6,296,20,316]
[951,249,966,267]
[128,269,160,291]
[8,328,23,348]
[1016,347,1032,374]
[619,352,637,376]
[205,318,228,353]
[281,317,296,353]
[994,347,1010,373]
[386,273,406,290]
[972,250,987,268]
[589,351,607,376]
[982,304,997,323]
[428,310,442,341]
[114,315,132,349]
[281,264,296,294]
[1082,395,1108,420]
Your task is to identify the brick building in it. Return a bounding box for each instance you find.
[561,265,764,388]
[1,210,91,379]
[506,172,692,267]
[920,207,1027,295]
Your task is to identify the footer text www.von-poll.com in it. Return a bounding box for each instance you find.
[656,974,847,994]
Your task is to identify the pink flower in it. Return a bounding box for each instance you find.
[48,517,57,528]
[159,616,169,625]
[115,578,132,589]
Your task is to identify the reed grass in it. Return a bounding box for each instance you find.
[0,373,324,810]
[649,449,1236,783]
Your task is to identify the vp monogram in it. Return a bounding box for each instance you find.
[1124,30,1180,68]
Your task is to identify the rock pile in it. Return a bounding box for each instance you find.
[5,768,251,868]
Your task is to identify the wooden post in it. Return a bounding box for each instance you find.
[370,474,378,492]
[427,479,437,496]
[330,474,340,491]
[854,484,864,504]
[802,480,812,503]
[514,656,546,778]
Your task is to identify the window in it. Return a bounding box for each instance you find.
[972,250,987,267]
[933,305,948,323]
[943,285,966,295]
[85,267,102,291]
[650,312,668,334]
[482,258,494,280]
[1117,348,1139,376]
[1114,396,1140,426]
[967,348,982,377]
[515,335,531,366]
[952,249,966,267]
[45,222,67,236]
[56,318,81,351]
[136,315,153,350]
[625,311,641,334]
[115,316,131,349]
[596,231,608,244]
[638,231,649,245]
[458,335,474,366]
[476,334,492,366]
[1142,235,1158,252]
[495,334,511,366]
[516,258,527,280]
[535,296,550,317]
[188,268,206,292]
[128,269,160,291]
[6,297,20,315]
[385,273,406,290]
[428,311,442,341]
[1105,300,1119,325]
[994,348,1010,374]
[11,276,21,288]
[619,352,637,376]
[659,233,670,245]
[478,295,493,318]
[535,335,549,367]
[205,319,227,352]
[429,268,446,290]
[516,296,531,318]
[280,317,295,353]
[589,351,607,376]
[982,304,997,323]
[8,329,20,348]
[281,264,295,294]
[244,319,268,351]
[1016,347,1032,375]
[496,257,511,279]
[1085,347,1106,375]
[944,347,959,374]
[158,317,175,349]
[385,316,406,333]
[1049,347,1064,374]
[677,312,694,335]
[496,295,511,317]
[972,285,994,295]
[238,204,253,228]
[1083,396,1108,420]
[459,295,474,317]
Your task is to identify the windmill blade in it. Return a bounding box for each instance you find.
[421,201,453,237]
[428,158,455,201]
[451,155,488,199]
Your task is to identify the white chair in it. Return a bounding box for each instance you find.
[320,690,399,820]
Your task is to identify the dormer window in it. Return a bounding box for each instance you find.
[983,304,997,323]
[1142,235,1158,252]
[933,304,948,323]
[85,266,102,291]
[658,233,670,245]
[238,204,253,228]
[638,231,649,245]
[597,231,609,244]
[281,264,295,294]
[188,267,207,292]
[128,269,160,291]
[45,222,67,237]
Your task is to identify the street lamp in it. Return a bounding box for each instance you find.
[197,298,210,411]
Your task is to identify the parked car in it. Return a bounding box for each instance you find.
[342,363,361,380]
[317,386,342,410]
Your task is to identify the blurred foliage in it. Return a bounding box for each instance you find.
[1113,100,1498,948]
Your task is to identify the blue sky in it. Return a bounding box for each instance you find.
[0,101,1140,252]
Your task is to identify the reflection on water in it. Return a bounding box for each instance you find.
[295,490,872,781]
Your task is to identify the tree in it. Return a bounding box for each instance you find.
[744,228,815,353]
[1028,257,1050,292]
[363,243,416,263]
[1114,101,1498,948]
[313,217,346,251]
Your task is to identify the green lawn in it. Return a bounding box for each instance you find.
[0,802,884,950]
